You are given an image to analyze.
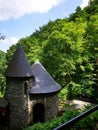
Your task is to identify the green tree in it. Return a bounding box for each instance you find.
[0,51,6,96]
[83,14,98,99]
[0,34,6,96]
[4,0,98,101]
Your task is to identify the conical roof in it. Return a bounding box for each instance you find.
[29,61,61,94]
[5,45,33,78]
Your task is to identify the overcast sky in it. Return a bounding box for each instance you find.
[0,0,89,52]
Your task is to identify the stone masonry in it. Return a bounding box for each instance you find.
[5,78,32,130]
[29,93,59,123]
[3,45,61,130]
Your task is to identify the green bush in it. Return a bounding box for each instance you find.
[24,105,98,130]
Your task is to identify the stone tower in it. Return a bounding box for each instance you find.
[29,61,61,123]
[5,45,34,130]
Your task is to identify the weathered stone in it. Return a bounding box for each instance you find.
[5,77,60,129]
[2,46,61,130]
[5,78,32,129]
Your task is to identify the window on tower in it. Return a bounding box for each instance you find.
[24,81,28,95]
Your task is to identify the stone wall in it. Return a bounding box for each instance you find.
[5,77,59,129]
[46,93,58,120]
[5,77,32,130]
[30,93,59,124]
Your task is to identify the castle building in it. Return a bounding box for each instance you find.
[0,45,61,130]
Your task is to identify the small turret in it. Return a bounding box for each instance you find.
[5,45,33,130]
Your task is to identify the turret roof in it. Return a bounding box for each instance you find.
[29,61,61,94]
[5,45,33,77]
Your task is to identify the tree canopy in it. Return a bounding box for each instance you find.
[0,0,98,101]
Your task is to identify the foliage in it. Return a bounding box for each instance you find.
[59,88,68,102]
[0,51,6,97]
[0,0,98,101]
[24,110,79,130]
[24,105,98,130]
[69,0,98,21]
[83,13,98,99]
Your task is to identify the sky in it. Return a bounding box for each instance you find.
[0,0,90,52]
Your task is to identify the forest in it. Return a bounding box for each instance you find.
[0,0,98,103]
[0,0,98,129]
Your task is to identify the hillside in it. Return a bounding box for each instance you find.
[1,0,98,101]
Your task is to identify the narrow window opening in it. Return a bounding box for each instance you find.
[24,81,28,95]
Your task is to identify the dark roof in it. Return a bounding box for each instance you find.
[5,45,33,78]
[29,61,61,94]
[0,98,9,108]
